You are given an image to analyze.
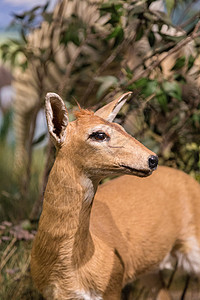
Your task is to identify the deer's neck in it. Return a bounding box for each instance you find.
[41,153,98,261]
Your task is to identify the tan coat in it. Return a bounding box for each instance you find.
[31,93,200,299]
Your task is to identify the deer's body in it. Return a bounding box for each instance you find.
[93,168,200,275]
[31,93,200,299]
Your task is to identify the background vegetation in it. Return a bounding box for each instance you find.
[0,0,200,299]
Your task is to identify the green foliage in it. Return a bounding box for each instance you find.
[148,30,156,47]
[162,80,182,100]
[135,26,144,41]
[100,1,124,26]
[11,1,50,31]
[107,25,124,46]
[165,0,175,16]
[0,110,12,141]
[187,54,195,70]
[0,143,45,222]
[60,16,86,46]
[32,133,46,146]
[0,1,51,69]
[171,56,186,70]
[95,76,118,99]
[0,39,26,68]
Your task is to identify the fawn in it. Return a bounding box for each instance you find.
[31,92,200,300]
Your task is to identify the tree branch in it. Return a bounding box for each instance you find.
[127,21,200,85]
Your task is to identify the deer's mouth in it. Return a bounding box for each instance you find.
[120,164,152,177]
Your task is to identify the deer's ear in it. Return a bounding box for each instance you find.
[45,92,68,147]
[94,92,132,122]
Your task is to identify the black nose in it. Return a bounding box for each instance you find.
[148,155,158,170]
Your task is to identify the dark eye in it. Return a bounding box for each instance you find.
[89,131,110,142]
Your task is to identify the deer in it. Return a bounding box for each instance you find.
[31,92,200,300]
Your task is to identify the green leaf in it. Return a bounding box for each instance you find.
[100,2,123,26]
[12,12,26,20]
[28,12,36,23]
[192,113,200,123]
[21,28,27,43]
[42,0,50,13]
[21,219,32,230]
[10,48,24,66]
[159,33,185,43]
[29,5,42,13]
[173,74,186,83]
[134,78,148,88]
[156,89,168,112]
[107,26,124,46]
[32,133,46,146]
[60,28,80,46]
[187,55,195,71]
[162,81,182,101]
[135,26,144,41]
[143,80,158,97]
[125,66,133,80]
[21,61,28,71]
[100,2,123,14]
[95,76,118,99]
[8,38,22,46]
[148,30,155,47]
[107,26,121,39]
[171,56,186,71]
[0,110,12,140]
[165,0,175,16]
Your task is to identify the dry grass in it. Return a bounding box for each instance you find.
[1,231,200,300]
[0,219,43,299]
[0,237,43,300]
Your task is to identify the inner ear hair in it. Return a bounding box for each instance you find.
[51,98,66,137]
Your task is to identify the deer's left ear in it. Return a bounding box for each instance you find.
[94,92,132,122]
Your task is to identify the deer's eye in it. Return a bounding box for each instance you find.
[89,131,110,142]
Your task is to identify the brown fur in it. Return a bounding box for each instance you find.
[31,93,200,300]
[74,109,94,119]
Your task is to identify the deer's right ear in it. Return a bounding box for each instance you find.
[94,92,132,122]
[45,92,68,147]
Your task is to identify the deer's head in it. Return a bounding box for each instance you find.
[45,92,158,178]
